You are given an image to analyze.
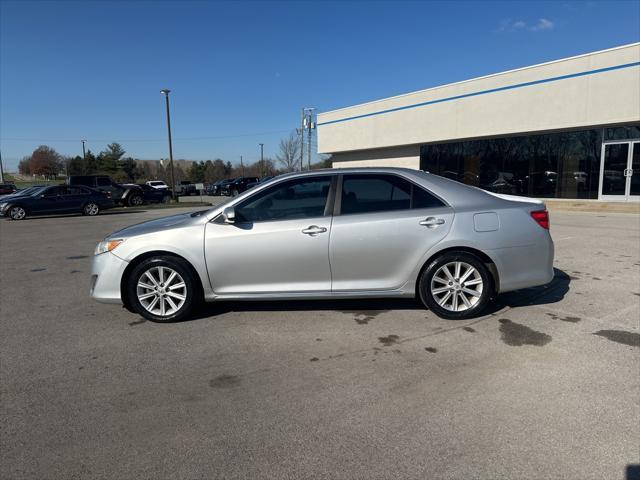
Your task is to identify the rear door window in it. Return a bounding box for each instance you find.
[67,186,89,195]
[340,174,444,214]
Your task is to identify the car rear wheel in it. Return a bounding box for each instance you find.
[8,206,27,220]
[127,256,198,322]
[83,202,100,216]
[418,251,493,320]
[128,194,143,207]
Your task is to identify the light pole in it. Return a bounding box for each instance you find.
[259,143,264,177]
[160,89,177,201]
[81,139,86,160]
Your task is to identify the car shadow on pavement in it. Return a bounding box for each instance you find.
[191,298,422,321]
[190,268,571,322]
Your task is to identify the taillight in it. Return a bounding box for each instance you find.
[530,210,550,230]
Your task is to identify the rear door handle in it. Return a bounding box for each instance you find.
[302,225,327,235]
[419,217,445,228]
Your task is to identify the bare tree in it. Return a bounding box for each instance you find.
[28,145,63,179]
[276,131,300,172]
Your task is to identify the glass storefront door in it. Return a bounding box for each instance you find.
[599,141,640,201]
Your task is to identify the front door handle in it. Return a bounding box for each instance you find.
[302,225,327,235]
[419,217,445,228]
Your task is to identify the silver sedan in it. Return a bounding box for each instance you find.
[90,168,554,322]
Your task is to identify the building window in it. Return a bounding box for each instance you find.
[419,127,623,199]
[605,124,640,141]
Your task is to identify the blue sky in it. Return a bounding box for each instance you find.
[1,0,639,170]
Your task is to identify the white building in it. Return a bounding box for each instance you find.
[317,43,640,201]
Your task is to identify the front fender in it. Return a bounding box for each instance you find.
[111,227,212,297]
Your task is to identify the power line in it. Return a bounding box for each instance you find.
[0,128,293,143]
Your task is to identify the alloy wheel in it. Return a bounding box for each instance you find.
[9,207,26,220]
[430,261,483,312]
[85,203,99,215]
[136,266,187,317]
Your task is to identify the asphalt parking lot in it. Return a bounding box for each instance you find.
[1,207,639,480]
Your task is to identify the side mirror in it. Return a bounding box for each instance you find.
[222,206,235,224]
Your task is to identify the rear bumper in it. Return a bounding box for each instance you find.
[90,252,128,304]
[490,234,555,293]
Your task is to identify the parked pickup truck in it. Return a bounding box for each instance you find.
[68,175,144,206]
[174,181,199,196]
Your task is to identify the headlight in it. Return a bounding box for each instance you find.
[94,238,125,255]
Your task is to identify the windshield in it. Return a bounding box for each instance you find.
[8,186,36,196]
[27,186,49,196]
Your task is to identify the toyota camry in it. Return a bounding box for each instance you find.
[90,168,554,322]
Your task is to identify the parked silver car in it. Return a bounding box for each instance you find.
[90,168,554,322]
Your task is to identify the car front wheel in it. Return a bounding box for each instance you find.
[83,202,100,216]
[127,256,198,322]
[8,206,27,220]
[418,251,493,320]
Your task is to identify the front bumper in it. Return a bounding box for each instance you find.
[90,252,129,304]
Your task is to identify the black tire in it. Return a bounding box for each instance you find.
[83,202,100,216]
[128,194,143,207]
[418,251,493,320]
[162,195,170,204]
[127,256,200,323]
[8,205,27,220]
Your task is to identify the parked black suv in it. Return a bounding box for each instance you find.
[221,177,259,196]
[68,175,143,206]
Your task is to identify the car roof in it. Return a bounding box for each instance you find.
[271,167,513,210]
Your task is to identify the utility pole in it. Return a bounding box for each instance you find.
[258,143,264,177]
[240,155,245,176]
[0,150,4,183]
[300,108,305,171]
[81,140,87,174]
[303,108,316,170]
[307,113,312,170]
[160,89,177,201]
